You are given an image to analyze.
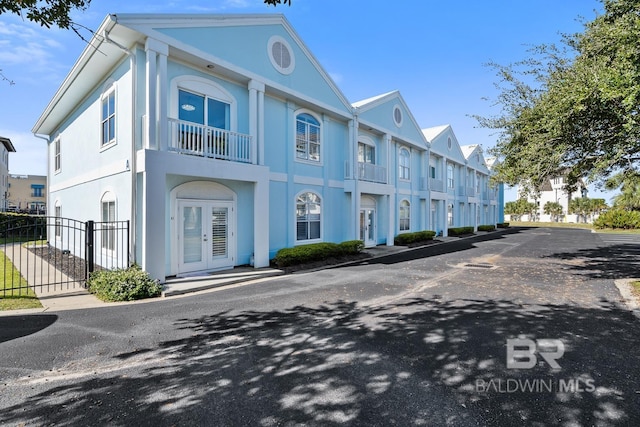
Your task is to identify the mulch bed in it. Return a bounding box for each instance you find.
[27,246,90,282]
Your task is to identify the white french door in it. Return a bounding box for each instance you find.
[359,208,376,248]
[178,200,235,273]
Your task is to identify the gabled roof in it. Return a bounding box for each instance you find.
[460,144,480,159]
[421,124,449,143]
[0,136,16,152]
[352,91,396,108]
[34,13,354,135]
[354,90,429,149]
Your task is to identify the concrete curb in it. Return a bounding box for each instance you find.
[614,279,640,320]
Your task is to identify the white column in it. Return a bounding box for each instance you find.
[141,165,165,282]
[352,115,360,240]
[249,80,265,166]
[387,193,395,246]
[253,178,269,268]
[156,44,168,152]
[258,89,265,166]
[248,84,257,163]
[144,46,157,150]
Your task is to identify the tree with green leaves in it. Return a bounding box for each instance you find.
[543,201,563,222]
[477,0,640,196]
[505,198,537,222]
[605,172,640,211]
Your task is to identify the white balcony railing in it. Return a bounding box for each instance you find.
[357,162,387,184]
[466,187,476,197]
[430,179,444,192]
[168,118,254,164]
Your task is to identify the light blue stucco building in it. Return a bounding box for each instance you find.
[32,14,504,282]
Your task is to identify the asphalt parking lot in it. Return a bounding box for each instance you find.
[0,227,639,426]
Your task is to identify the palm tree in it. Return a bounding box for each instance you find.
[605,173,640,211]
[544,201,563,222]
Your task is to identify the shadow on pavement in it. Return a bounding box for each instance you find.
[2,297,638,426]
[0,314,58,344]
[547,243,640,280]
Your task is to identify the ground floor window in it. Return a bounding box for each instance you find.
[399,200,410,231]
[447,203,453,226]
[296,192,321,241]
[101,198,116,251]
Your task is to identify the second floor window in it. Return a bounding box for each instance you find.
[296,113,320,162]
[399,148,410,180]
[101,90,116,146]
[179,89,230,130]
[54,138,61,172]
[447,164,454,189]
[358,142,375,164]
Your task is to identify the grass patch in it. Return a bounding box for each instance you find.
[0,251,42,311]
[509,221,594,230]
[631,281,640,299]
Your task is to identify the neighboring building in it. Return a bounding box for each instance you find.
[517,174,587,222]
[0,136,16,211]
[32,14,503,282]
[7,174,47,213]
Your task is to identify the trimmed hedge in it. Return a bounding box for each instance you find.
[448,226,475,236]
[274,240,364,268]
[477,225,496,232]
[593,209,640,229]
[497,222,510,228]
[87,265,162,302]
[394,230,436,245]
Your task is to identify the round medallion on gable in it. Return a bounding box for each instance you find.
[268,36,295,75]
[393,105,403,127]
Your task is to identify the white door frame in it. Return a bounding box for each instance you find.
[177,199,236,274]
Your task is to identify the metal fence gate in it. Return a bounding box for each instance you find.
[0,215,130,297]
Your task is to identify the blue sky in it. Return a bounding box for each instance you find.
[0,0,609,202]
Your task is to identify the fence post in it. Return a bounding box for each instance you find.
[86,220,95,279]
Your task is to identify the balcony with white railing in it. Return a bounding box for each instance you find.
[430,179,444,192]
[167,118,255,164]
[345,161,387,184]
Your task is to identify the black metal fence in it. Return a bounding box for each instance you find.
[0,215,129,297]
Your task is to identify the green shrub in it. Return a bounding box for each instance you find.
[447,226,475,236]
[87,265,161,302]
[339,240,365,255]
[593,209,640,229]
[394,230,436,245]
[496,222,510,228]
[477,225,496,232]
[275,242,361,268]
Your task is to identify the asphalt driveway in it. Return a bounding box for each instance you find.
[0,227,639,426]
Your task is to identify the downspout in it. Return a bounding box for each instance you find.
[33,134,50,216]
[103,18,137,266]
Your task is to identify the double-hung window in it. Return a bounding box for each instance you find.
[101,90,116,147]
[399,148,410,180]
[358,142,375,164]
[296,113,320,162]
[54,138,61,172]
[296,192,321,241]
[447,164,454,189]
[102,199,116,251]
[54,204,62,238]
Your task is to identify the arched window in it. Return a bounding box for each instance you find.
[296,113,321,162]
[296,192,321,241]
[399,200,410,231]
[399,147,410,180]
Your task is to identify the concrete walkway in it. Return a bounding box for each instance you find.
[2,242,103,313]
